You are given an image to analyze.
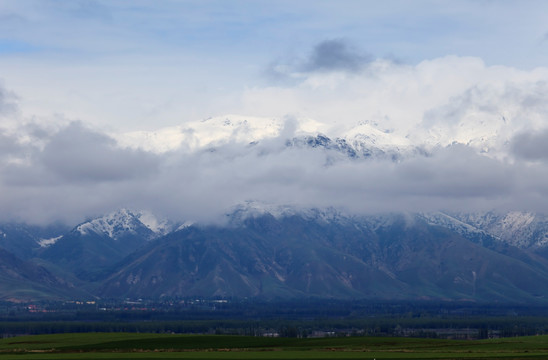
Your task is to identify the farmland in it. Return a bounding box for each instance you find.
[0,333,548,359]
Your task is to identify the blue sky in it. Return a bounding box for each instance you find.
[2,1,547,66]
[3,1,548,224]
[1,0,548,130]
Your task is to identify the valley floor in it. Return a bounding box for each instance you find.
[0,333,547,359]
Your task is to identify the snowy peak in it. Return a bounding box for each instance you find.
[341,121,412,151]
[226,201,301,224]
[226,201,355,227]
[286,133,420,161]
[71,207,548,250]
[117,115,289,153]
[76,209,144,239]
[114,112,514,160]
[75,209,171,240]
[116,114,417,155]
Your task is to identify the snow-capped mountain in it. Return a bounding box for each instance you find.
[285,133,425,161]
[114,113,515,160]
[75,208,172,241]
[96,207,548,301]
[226,201,355,227]
[418,212,497,247]
[218,202,548,253]
[411,210,548,251]
[38,209,175,279]
[447,211,548,249]
[115,115,418,155]
[116,115,294,153]
[5,205,548,301]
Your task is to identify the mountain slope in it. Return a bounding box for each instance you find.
[39,209,169,279]
[95,212,548,302]
[370,216,548,302]
[97,214,406,299]
[0,223,68,260]
[447,211,548,249]
[0,247,83,301]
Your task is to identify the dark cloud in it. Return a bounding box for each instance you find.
[302,39,372,73]
[122,140,521,224]
[265,39,372,83]
[511,129,548,161]
[40,122,158,182]
[391,145,514,198]
[0,122,161,223]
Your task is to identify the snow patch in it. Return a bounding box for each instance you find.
[38,235,62,248]
[501,211,535,232]
[420,212,491,238]
[176,221,195,231]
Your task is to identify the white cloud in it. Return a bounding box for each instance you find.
[0,113,547,225]
[3,22,548,225]
[239,55,548,157]
[2,1,548,132]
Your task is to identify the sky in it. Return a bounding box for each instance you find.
[2,0,548,224]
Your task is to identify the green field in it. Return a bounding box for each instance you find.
[0,333,547,359]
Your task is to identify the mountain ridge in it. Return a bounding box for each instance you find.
[3,206,548,302]
[114,114,508,158]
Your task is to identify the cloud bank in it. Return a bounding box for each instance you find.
[3,49,548,225]
[0,121,546,225]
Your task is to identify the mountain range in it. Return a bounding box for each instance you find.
[3,205,548,303]
[1,124,547,302]
[115,114,508,157]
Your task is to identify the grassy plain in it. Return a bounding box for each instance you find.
[0,333,547,359]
